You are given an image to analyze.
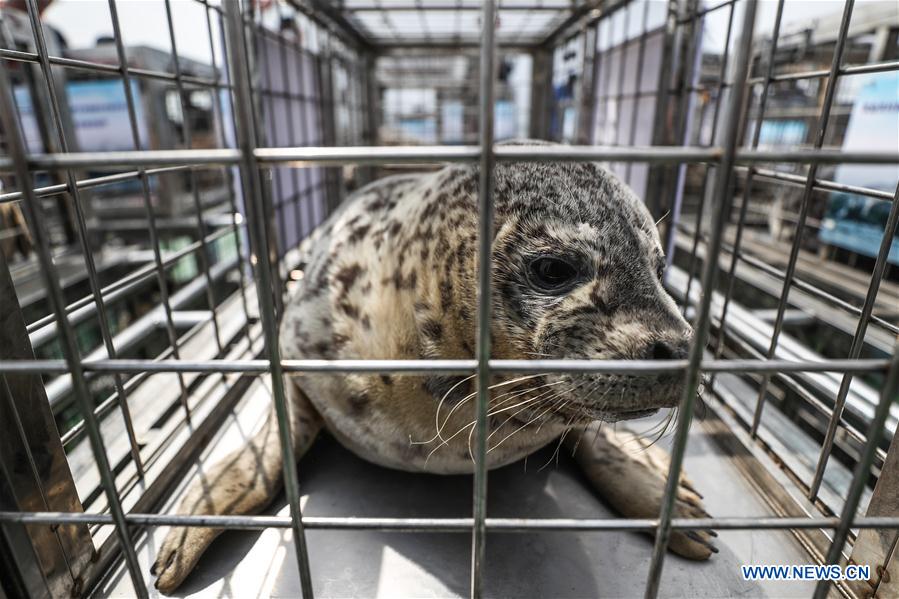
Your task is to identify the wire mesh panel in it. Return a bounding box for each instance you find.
[0,0,897,598]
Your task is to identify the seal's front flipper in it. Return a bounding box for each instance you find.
[152,381,323,594]
[565,422,717,560]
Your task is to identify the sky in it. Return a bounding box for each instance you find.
[43,0,221,64]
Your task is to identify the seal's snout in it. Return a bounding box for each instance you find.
[638,330,692,395]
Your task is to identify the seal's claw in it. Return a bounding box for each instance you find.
[667,478,717,560]
[152,527,194,595]
[669,528,717,560]
[151,525,220,595]
[567,424,718,561]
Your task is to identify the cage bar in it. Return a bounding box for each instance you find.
[221,1,314,596]
[644,2,758,596]
[470,1,497,596]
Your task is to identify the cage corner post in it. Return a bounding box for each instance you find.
[813,340,899,599]
[842,412,899,598]
[0,28,149,599]
[0,250,94,598]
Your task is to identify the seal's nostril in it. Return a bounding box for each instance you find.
[648,339,689,360]
[651,340,676,360]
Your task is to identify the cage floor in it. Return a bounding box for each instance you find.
[98,378,816,598]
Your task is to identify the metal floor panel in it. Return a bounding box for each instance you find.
[97,379,816,598]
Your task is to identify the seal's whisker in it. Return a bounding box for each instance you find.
[531,378,593,434]
[425,385,559,465]
[590,415,606,447]
[435,375,554,440]
[486,385,568,444]
[485,397,564,456]
[695,380,709,419]
[486,398,573,457]
[655,410,678,442]
[485,385,564,424]
[538,409,580,471]
[484,389,565,452]
[424,417,479,465]
[489,380,563,412]
[655,209,671,227]
[628,410,674,450]
[431,373,547,442]
[570,421,591,457]
[411,373,477,446]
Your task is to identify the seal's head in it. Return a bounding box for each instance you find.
[490,143,692,423]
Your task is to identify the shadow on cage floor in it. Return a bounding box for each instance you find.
[97,378,817,598]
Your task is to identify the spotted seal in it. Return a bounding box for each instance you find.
[152,141,716,593]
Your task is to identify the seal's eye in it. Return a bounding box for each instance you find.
[528,256,579,294]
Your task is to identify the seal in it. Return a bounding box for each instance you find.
[151,142,716,593]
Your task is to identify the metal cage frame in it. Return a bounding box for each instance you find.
[0,0,898,598]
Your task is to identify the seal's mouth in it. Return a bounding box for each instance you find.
[546,372,685,415]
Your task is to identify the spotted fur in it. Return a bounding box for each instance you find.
[152,141,714,594]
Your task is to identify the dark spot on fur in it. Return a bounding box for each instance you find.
[458,304,471,322]
[334,263,363,298]
[368,196,388,211]
[348,223,371,244]
[347,392,369,416]
[312,341,332,357]
[339,302,360,319]
[440,280,453,310]
[420,318,443,340]
[380,374,393,386]
[421,200,438,220]
[389,269,417,290]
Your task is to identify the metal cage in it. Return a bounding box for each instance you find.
[0,0,897,597]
